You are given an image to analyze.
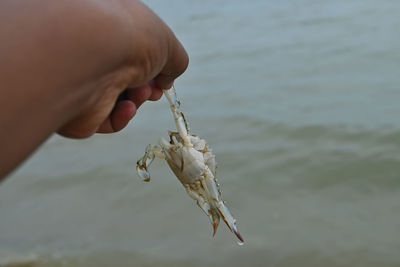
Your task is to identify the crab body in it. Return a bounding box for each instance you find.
[136,87,243,243]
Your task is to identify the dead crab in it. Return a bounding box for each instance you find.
[136,87,243,243]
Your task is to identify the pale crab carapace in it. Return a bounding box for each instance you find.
[136,86,243,244]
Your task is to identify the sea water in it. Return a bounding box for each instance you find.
[1,0,400,266]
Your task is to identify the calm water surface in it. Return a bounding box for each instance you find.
[1,0,400,266]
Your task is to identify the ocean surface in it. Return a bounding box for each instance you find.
[1,0,400,266]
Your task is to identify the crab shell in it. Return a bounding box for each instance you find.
[136,87,243,243]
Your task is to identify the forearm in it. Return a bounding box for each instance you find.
[0,0,131,178]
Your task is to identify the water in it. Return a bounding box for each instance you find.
[1,0,400,266]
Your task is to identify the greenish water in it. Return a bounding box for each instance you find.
[1,0,400,266]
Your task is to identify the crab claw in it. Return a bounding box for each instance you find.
[136,144,157,182]
[217,202,244,243]
[136,164,151,182]
[210,210,220,236]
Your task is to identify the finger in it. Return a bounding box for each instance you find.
[97,100,136,133]
[97,85,153,133]
[153,36,189,89]
[149,87,163,101]
[126,85,152,108]
[145,79,164,101]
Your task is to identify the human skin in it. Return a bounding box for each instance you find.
[0,0,188,179]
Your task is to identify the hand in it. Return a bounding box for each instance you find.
[0,0,188,178]
[95,82,164,134]
[56,0,188,138]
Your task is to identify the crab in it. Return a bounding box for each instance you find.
[136,87,243,243]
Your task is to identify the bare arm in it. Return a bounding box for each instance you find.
[0,0,188,179]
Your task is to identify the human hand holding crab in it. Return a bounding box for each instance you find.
[0,0,243,245]
[0,0,187,178]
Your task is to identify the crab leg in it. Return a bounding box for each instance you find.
[184,184,211,216]
[203,170,243,242]
[136,144,164,182]
[164,87,192,147]
[184,180,220,236]
[216,201,244,243]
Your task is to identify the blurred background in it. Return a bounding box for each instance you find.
[1,0,400,266]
